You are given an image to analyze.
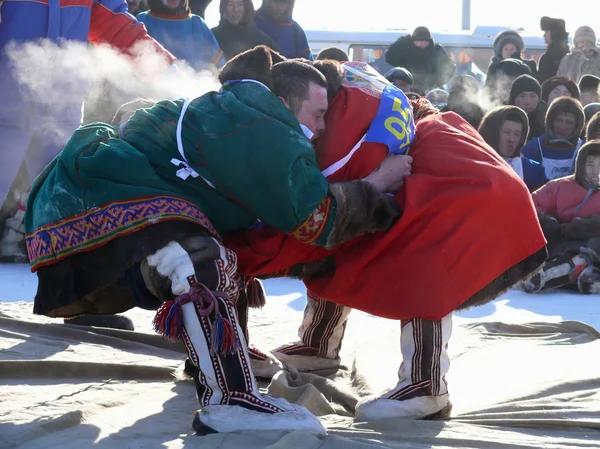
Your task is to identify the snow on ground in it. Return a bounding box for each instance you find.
[2,263,599,329]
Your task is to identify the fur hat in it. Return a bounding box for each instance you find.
[574,26,597,47]
[540,16,566,34]
[478,105,529,157]
[587,110,600,140]
[541,76,581,103]
[509,74,541,104]
[575,140,600,189]
[384,67,413,85]
[218,45,286,90]
[412,26,432,41]
[545,96,585,143]
[490,58,532,79]
[580,75,600,93]
[493,30,525,58]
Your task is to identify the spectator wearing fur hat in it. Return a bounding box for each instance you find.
[522,97,585,183]
[557,26,600,83]
[541,76,581,105]
[484,58,532,105]
[384,67,413,92]
[587,110,600,141]
[523,140,600,294]
[478,106,546,191]
[385,26,456,94]
[510,74,547,141]
[488,30,538,79]
[537,16,570,84]
[579,75,600,107]
[211,0,280,62]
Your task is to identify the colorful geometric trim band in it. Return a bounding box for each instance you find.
[26,195,218,271]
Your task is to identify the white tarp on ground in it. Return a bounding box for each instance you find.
[1,281,599,449]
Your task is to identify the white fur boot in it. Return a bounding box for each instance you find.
[355,313,453,421]
[272,294,351,372]
[149,241,325,435]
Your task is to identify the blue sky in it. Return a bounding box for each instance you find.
[204,1,597,35]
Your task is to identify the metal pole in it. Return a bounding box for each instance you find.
[461,0,471,31]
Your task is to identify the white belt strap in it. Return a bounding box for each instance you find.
[321,134,367,178]
[171,98,218,189]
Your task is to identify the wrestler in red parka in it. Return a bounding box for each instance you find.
[227,61,547,321]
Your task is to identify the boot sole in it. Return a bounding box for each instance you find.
[192,411,218,436]
[424,402,452,420]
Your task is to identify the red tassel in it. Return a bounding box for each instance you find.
[210,313,239,356]
[246,277,266,309]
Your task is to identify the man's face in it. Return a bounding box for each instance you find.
[392,80,412,92]
[413,40,430,49]
[498,120,523,157]
[548,85,572,104]
[581,90,600,107]
[543,30,552,45]
[226,0,245,25]
[502,43,518,59]
[515,91,539,113]
[269,0,288,20]
[551,112,577,139]
[294,82,328,140]
[584,155,600,187]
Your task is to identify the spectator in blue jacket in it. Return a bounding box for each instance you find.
[254,0,312,60]
[0,0,174,261]
[479,105,546,192]
[138,0,225,71]
[522,97,585,183]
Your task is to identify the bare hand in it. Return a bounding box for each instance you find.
[363,154,413,193]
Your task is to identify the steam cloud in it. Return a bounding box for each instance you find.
[6,39,220,130]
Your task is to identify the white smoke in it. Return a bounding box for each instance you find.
[6,39,221,127]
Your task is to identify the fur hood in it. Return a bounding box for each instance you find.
[493,30,525,61]
[545,96,585,144]
[218,45,286,90]
[258,0,295,21]
[541,76,581,103]
[219,0,255,25]
[588,111,600,140]
[478,105,529,157]
[575,140,600,189]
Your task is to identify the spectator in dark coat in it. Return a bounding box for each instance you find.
[537,16,570,84]
[484,58,532,106]
[211,0,279,61]
[385,26,456,94]
[488,30,538,79]
[509,74,547,141]
[443,75,484,129]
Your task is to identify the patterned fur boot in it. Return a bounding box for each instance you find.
[355,314,452,421]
